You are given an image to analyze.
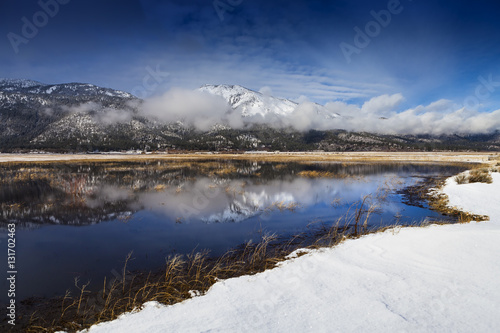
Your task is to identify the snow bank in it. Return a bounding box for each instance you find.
[442,172,500,220]
[81,173,500,333]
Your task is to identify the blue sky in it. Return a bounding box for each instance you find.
[1,0,500,110]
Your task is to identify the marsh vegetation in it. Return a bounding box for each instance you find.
[0,159,471,332]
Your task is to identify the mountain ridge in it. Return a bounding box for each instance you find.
[0,78,499,152]
[0,78,134,98]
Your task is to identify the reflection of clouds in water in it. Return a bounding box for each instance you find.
[85,186,133,209]
[134,176,397,223]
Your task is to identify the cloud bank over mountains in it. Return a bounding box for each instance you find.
[67,86,500,136]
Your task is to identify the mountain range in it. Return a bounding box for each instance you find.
[0,78,499,152]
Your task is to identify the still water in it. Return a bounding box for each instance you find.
[0,160,464,302]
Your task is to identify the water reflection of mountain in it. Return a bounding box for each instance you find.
[0,161,463,228]
[0,178,136,227]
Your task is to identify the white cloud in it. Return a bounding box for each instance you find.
[97,108,134,125]
[68,101,100,114]
[140,88,232,131]
[325,99,500,135]
[66,90,500,135]
[138,89,500,135]
[259,86,273,96]
[67,101,134,125]
[361,94,404,117]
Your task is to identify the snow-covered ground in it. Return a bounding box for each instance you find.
[81,172,500,333]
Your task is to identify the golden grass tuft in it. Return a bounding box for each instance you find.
[454,168,493,185]
[297,170,354,178]
[468,169,493,184]
[154,184,167,192]
[454,173,468,184]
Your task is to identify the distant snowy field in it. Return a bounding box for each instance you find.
[78,173,500,333]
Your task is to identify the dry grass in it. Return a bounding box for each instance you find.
[427,184,488,223]
[297,170,336,178]
[275,201,300,212]
[0,152,495,165]
[397,169,490,223]
[22,194,406,333]
[25,233,287,332]
[296,170,361,179]
[331,198,342,207]
[454,167,495,185]
[0,160,239,190]
[154,184,167,192]
[454,173,468,184]
[263,201,300,214]
[24,208,465,333]
[468,169,493,184]
[15,161,496,332]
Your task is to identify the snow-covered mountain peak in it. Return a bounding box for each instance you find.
[198,84,298,117]
[198,84,340,119]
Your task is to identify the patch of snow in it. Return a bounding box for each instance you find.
[441,172,500,219]
[46,86,57,94]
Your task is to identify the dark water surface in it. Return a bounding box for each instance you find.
[0,160,464,302]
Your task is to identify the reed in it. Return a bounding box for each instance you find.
[21,167,491,332]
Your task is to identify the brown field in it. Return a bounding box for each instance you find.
[0,151,498,165]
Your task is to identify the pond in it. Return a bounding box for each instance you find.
[0,160,464,303]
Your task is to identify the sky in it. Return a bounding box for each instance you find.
[1,0,500,129]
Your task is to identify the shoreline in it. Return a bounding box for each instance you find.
[3,165,463,332]
[0,151,497,164]
[78,169,500,333]
[3,158,499,332]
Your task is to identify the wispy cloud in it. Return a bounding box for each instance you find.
[68,101,134,125]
